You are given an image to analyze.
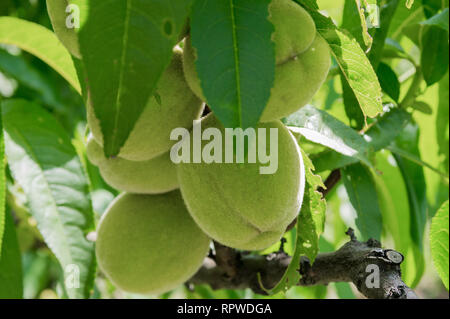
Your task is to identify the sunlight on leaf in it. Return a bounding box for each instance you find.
[430,200,449,290]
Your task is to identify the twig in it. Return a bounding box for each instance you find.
[189,229,418,299]
[319,169,341,197]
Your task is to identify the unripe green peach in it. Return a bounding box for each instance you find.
[183,0,331,123]
[96,191,211,295]
[46,0,87,59]
[177,114,305,251]
[88,49,204,161]
[86,136,178,194]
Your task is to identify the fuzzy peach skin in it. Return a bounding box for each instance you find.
[177,114,305,251]
[96,191,211,295]
[86,135,179,194]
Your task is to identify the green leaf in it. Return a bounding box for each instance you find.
[190,0,275,129]
[402,23,423,46]
[2,99,96,299]
[46,0,89,59]
[297,1,383,119]
[367,0,400,70]
[388,144,449,182]
[356,1,376,48]
[420,8,449,32]
[299,149,327,241]
[390,0,425,40]
[263,150,325,295]
[430,200,449,290]
[311,107,411,172]
[0,102,4,256]
[311,108,411,172]
[311,148,360,173]
[422,0,447,18]
[334,282,355,299]
[373,151,418,286]
[22,251,54,299]
[414,67,449,213]
[341,72,365,130]
[377,62,400,102]
[404,245,425,288]
[340,0,365,49]
[0,49,61,110]
[382,39,411,61]
[342,163,383,241]
[79,0,193,157]
[0,17,81,93]
[392,123,428,250]
[0,209,23,298]
[363,107,412,151]
[410,101,433,114]
[258,226,300,295]
[284,105,372,167]
[437,73,449,173]
[421,26,450,86]
[298,0,318,10]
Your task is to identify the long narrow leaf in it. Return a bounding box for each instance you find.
[430,200,449,290]
[392,123,428,249]
[296,0,383,119]
[342,163,383,241]
[2,99,96,299]
[0,210,23,298]
[312,108,411,172]
[0,17,81,93]
[263,150,325,295]
[0,101,4,255]
[284,105,371,166]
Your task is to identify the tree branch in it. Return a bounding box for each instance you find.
[318,169,341,197]
[189,229,418,299]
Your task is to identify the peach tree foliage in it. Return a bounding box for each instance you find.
[0,0,448,298]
